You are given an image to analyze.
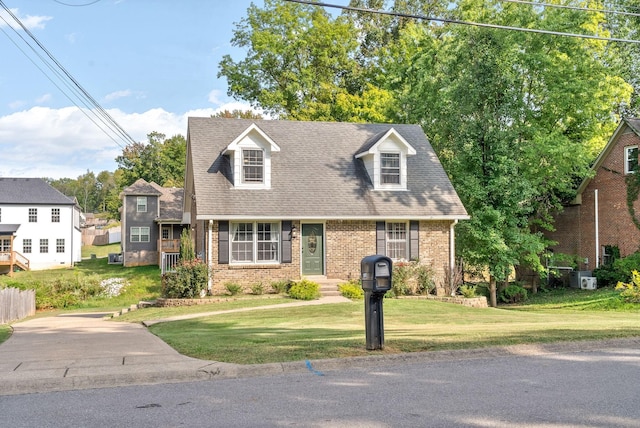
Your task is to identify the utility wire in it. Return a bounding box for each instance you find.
[0,1,137,148]
[498,0,640,18]
[283,0,640,44]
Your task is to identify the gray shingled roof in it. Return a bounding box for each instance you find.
[0,178,76,205]
[121,178,163,196]
[121,178,184,222]
[187,118,468,220]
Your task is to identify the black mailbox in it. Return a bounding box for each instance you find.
[361,255,392,293]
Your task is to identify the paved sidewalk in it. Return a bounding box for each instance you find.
[0,297,351,396]
[1,296,639,397]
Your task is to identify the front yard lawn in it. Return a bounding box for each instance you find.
[146,294,640,364]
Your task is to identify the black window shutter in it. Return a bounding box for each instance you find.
[281,221,292,263]
[409,220,419,261]
[376,221,386,255]
[218,221,229,264]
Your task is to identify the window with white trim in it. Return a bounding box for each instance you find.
[23,239,32,254]
[625,146,638,174]
[29,208,37,223]
[56,239,65,253]
[40,239,48,253]
[231,222,280,264]
[242,149,264,183]
[137,197,147,212]
[130,227,150,243]
[380,153,401,185]
[386,222,408,260]
[51,208,60,223]
[0,239,10,252]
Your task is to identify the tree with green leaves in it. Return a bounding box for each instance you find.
[115,132,186,188]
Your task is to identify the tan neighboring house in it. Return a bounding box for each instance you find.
[183,118,469,293]
[546,118,640,272]
[120,178,186,271]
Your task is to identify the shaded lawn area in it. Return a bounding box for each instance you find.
[0,325,11,343]
[147,299,640,364]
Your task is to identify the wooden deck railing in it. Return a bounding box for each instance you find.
[0,251,30,273]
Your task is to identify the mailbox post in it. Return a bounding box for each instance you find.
[361,255,392,350]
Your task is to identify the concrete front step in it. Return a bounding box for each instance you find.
[305,276,344,297]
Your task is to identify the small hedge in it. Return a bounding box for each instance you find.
[162,259,209,299]
[338,280,364,299]
[500,284,528,303]
[288,279,320,300]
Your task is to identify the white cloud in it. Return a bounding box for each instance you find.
[104,90,132,102]
[0,9,52,30]
[35,93,52,104]
[208,89,223,105]
[0,103,260,179]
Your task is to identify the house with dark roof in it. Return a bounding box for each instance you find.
[0,177,82,275]
[184,118,469,293]
[546,117,640,272]
[119,178,186,270]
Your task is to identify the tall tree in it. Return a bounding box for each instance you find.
[219,0,391,121]
[115,132,186,188]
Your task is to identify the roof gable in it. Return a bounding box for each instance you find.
[223,123,280,154]
[185,118,468,220]
[0,178,76,205]
[355,128,417,159]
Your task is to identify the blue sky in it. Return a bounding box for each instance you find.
[0,0,283,179]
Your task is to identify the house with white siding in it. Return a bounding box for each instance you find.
[0,178,82,274]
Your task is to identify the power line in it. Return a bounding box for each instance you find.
[498,0,640,18]
[283,0,640,44]
[0,1,137,148]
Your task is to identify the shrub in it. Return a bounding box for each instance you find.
[415,264,436,295]
[390,262,412,297]
[224,282,242,296]
[460,284,477,298]
[594,251,640,287]
[288,279,320,300]
[338,280,364,299]
[616,270,640,303]
[162,259,209,299]
[499,284,528,303]
[270,279,293,294]
[250,282,264,295]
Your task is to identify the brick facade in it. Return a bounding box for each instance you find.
[200,219,453,294]
[547,124,640,270]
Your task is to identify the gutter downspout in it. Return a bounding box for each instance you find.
[594,189,599,269]
[208,220,213,292]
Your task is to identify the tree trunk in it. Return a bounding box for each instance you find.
[489,275,497,307]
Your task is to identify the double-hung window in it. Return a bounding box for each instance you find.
[130,227,150,243]
[51,208,60,223]
[386,222,408,260]
[380,153,401,185]
[136,197,147,212]
[29,208,37,223]
[231,222,280,264]
[40,239,49,253]
[56,239,65,253]
[23,239,32,254]
[625,146,638,174]
[242,149,264,183]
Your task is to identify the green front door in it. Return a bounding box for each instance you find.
[301,223,324,275]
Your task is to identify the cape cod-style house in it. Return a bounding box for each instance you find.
[0,177,82,275]
[183,118,468,293]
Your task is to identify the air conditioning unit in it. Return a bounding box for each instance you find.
[570,270,592,288]
[581,277,597,290]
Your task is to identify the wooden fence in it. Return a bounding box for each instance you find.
[0,288,36,324]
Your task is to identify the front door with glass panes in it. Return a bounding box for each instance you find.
[301,223,324,275]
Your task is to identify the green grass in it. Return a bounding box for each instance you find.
[115,295,293,323]
[0,325,11,343]
[147,291,640,364]
[81,243,121,259]
[0,256,161,311]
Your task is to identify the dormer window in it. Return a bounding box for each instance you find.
[223,123,280,189]
[380,153,401,185]
[243,149,264,183]
[355,127,416,191]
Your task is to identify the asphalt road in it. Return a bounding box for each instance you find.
[1,344,639,427]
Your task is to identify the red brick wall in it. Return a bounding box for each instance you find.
[205,219,454,293]
[548,126,640,270]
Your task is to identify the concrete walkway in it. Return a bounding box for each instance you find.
[1,296,638,397]
[0,296,350,396]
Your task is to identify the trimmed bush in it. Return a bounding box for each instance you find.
[162,259,209,299]
[224,282,242,296]
[460,284,477,298]
[500,284,528,303]
[271,279,293,294]
[616,270,640,303]
[338,280,364,299]
[250,282,264,295]
[288,279,320,300]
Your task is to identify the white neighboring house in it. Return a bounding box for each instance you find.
[0,178,82,274]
